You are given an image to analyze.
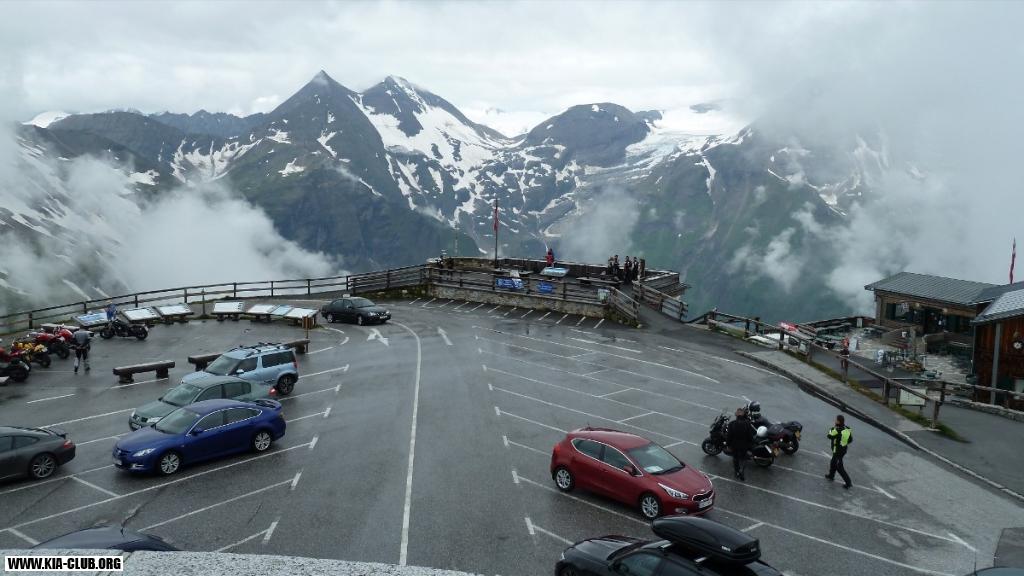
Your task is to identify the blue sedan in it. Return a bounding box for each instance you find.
[113,399,286,475]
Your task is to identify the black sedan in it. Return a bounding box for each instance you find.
[34,526,179,551]
[556,516,781,576]
[0,426,76,481]
[320,297,391,325]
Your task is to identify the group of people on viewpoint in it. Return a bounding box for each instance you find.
[728,402,853,489]
[606,254,645,282]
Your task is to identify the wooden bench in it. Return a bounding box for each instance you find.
[578,276,617,286]
[187,339,312,371]
[187,352,222,371]
[112,361,175,384]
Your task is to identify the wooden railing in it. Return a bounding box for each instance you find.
[608,288,641,324]
[634,282,687,320]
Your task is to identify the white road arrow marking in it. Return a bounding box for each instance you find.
[437,327,453,346]
[367,328,390,347]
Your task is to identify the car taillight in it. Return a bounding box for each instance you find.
[62,440,73,448]
[269,388,277,396]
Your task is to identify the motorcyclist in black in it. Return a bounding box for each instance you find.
[727,408,756,481]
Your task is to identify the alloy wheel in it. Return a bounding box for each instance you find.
[160,452,181,475]
[31,454,56,479]
[254,431,272,452]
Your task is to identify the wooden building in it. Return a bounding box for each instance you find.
[865,272,1024,337]
[972,288,1024,408]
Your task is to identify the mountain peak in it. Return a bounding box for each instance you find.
[310,70,336,87]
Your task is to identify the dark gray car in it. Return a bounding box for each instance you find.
[321,297,391,325]
[129,376,271,430]
[34,526,178,551]
[0,426,76,481]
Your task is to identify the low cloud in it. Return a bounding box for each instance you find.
[558,187,640,263]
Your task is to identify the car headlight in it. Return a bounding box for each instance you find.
[659,483,689,500]
[132,448,156,457]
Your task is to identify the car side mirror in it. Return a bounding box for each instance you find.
[623,464,639,476]
[611,561,628,575]
[190,428,204,435]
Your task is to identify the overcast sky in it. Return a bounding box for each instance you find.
[0,0,866,135]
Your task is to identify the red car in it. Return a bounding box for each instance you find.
[550,427,714,519]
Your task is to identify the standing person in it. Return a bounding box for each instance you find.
[613,255,620,280]
[631,257,640,281]
[639,257,646,280]
[606,256,614,276]
[727,408,755,481]
[546,247,555,267]
[105,301,118,327]
[623,257,633,282]
[72,329,92,374]
[826,414,853,488]
[839,339,851,377]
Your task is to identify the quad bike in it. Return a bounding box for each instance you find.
[0,339,31,383]
[11,340,52,368]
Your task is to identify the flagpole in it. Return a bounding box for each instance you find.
[493,197,499,270]
[1011,237,1017,284]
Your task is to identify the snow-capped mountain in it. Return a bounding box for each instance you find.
[3,70,895,319]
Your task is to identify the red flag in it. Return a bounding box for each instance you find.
[1012,237,1017,284]
[493,199,499,233]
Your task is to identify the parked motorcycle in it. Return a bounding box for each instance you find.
[11,340,51,368]
[760,420,803,455]
[99,318,148,340]
[700,413,776,468]
[27,326,74,359]
[0,339,31,383]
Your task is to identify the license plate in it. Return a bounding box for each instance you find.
[699,498,713,509]
[114,459,122,466]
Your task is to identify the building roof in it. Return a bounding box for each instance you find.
[865,272,996,306]
[975,281,1024,304]
[974,288,1024,325]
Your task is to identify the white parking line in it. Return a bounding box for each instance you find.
[575,316,586,327]
[69,476,119,498]
[538,312,551,321]
[486,365,706,427]
[309,435,319,451]
[475,326,719,383]
[409,298,422,305]
[469,303,484,312]
[618,411,655,423]
[556,314,568,325]
[518,473,957,576]
[286,410,328,423]
[437,299,454,309]
[26,393,76,404]
[2,439,315,531]
[524,516,534,535]
[503,307,517,317]
[489,305,502,313]
[452,302,468,311]
[263,519,279,545]
[422,298,437,307]
[495,406,567,433]
[520,310,533,319]
[597,385,627,396]
[505,437,549,456]
[6,528,39,546]
[568,337,641,354]
[0,464,115,497]
[109,376,170,390]
[279,384,341,402]
[142,478,292,530]
[214,525,273,553]
[307,346,335,355]
[291,470,303,491]
[393,321,423,567]
[705,473,963,546]
[874,484,896,500]
[659,345,781,377]
[72,432,128,447]
[741,522,765,532]
[46,408,135,428]
[299,365,349,379]
[531,520,573,545]
[594,319,605,329]
[477,342,735,404]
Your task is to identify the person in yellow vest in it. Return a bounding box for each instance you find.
[825,414,853,489]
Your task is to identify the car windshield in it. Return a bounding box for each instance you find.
[351,298,374,308]
[154,408,200,434]
[161,384,201,407]
[627,442,684,474]
[205,355,240,376]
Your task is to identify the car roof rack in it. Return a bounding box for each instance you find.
[651,516,760,565]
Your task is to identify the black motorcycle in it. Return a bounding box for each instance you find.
[756,419,803,455]
[701,413,775,468]
[99,319,148,340]
[0,359,31,383]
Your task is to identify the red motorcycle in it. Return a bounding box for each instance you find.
[0,338,32,383]
[26,326,74,360]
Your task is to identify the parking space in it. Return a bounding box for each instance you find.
[1,300,1021,575]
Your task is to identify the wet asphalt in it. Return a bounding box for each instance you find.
[0,299,1021,576]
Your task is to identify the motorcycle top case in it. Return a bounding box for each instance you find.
[651,516,761,564]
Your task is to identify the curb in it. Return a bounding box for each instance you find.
[734,350,1024,504]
